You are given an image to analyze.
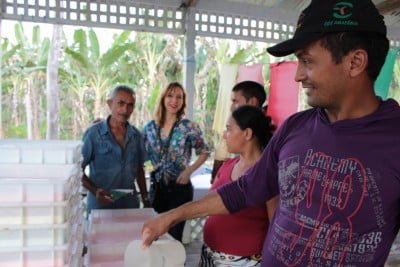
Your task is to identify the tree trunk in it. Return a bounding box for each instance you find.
[46,24,62,139]
[25,76,41,140]
[94,89,102,120]
[25,80,33,139]
[31,76,41,140]
[11,81,20,125]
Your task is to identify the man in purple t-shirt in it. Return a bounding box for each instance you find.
[142,0,400,266]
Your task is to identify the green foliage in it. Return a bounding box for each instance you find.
[1,23,279,140]
[37,38,50,66]
[32,25,41,47]
[1,39,21,62]
[14,23,28,45]
[65,47,92,69]
[6,124,27,138]
[388,58,400,102]
[73,29,88,55]
[88,29,100,60]
[111,31,131,47]
[100,43,132,68]
[230,48,252,64]
[148,83,161,112]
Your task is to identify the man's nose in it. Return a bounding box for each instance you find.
[295,65,306,82]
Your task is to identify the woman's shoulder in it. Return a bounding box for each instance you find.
[178,118,200,128]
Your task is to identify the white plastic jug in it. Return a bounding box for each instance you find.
[124,239,186,267]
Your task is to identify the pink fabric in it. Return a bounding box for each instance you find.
[203,157,268,256]
[267,61,299,127]
[237,63,264,85]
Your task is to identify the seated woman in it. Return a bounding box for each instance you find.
[200,105,277,267]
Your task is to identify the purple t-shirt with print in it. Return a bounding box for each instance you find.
[218,99,400,267]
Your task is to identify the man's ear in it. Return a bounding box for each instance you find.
[348,49,368,78]
[107,99,112,109]
[248,97,259,107]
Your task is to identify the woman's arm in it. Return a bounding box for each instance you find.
[176,152,208,184]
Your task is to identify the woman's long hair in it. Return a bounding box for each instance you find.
[154,82,187,127]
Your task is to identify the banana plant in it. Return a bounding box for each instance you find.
[0,38,21,138]
[3,23,50,139]
[64,29,133,121]
[112,32,181,127]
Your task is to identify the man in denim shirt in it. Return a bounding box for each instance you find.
[81,85,150,214]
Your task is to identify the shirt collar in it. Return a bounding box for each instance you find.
[99,115,136,139]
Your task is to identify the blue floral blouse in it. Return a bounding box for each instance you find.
[142,118,210,182]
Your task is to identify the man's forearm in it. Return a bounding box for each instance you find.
[168,191,228,223]
[81,163,95,194]
[136,166,149,201]
[82,173,98,195]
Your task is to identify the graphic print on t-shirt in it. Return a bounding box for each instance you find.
[270,149,385,267]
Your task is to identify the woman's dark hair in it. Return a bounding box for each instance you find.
[231,105,275,149]
[319,32,389,81]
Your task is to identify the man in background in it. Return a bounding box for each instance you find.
[81,85,150,214]
[211,80,268,183]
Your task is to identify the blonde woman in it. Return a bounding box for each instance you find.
[142,82,209,242]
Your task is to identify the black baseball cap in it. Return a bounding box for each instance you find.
[267,0,387,57]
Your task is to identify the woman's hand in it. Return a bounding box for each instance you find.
[175,168,192,184]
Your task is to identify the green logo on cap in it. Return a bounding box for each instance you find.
[324,1,358,27]
[333,2,353,19]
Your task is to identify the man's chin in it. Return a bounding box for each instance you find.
[116,116,129,123]
[306,99,320,108]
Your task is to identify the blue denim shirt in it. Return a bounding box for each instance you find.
[81,116,145,212]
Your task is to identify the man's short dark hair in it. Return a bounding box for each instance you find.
[320,32,389,81]
[108,85,135,100]
[232,81,266,108]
